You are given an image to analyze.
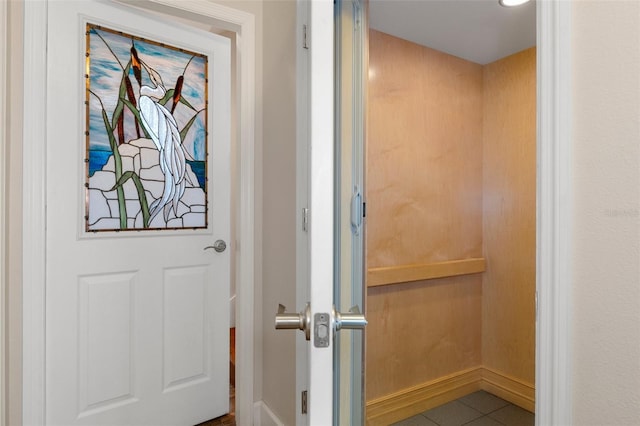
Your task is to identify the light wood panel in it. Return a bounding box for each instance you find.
[365,30,484,403]
[365,31,536,409]
[366,275,482,400]
[367,258,486,287]
[481,48,537,385]
[366,30,483,268]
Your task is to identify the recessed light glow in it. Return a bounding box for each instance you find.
[499,0,531,6]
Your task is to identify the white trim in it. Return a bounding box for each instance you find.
[253,401,286,426]
[22,1,258,425]
[0,0,8,424]
[535,1,572,425]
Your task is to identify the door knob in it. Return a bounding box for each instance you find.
[333,305,367,331]
[204,240,227,253]
[275,303,311,340]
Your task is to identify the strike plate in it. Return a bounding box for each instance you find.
[314,312,330,348]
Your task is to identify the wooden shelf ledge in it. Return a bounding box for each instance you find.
[367,258,486,287]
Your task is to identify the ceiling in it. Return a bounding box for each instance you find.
[368,0,536,65]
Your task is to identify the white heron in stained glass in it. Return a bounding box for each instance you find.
[136,58,194,223]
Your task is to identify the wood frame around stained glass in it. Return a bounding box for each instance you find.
[85,23,209,232]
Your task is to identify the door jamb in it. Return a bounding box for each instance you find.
[535,1,573,425]
[21,1,258,425]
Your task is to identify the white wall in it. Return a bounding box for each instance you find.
[571,1,640,424]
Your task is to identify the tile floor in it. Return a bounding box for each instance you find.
[392,391,534,426]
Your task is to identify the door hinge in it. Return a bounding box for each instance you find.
[302,208,309,232]
[301,390,308,414]
[303,24,309,49]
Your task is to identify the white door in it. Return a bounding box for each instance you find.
[306,0,335,423]
[45,1,231,425]
[305,0,366,424]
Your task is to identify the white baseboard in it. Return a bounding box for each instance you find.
[253,401,285,426]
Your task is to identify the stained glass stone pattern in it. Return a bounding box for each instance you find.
[85,24,208,231]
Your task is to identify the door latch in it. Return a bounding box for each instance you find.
[314,312,330,348]
[275,303,367,346]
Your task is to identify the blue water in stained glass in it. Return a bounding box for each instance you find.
[186,160,206,189]
[89,149,112,177]
[88,149,206,190]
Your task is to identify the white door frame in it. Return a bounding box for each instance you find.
[21,1,257,425]
[300,0,573,424]
[535,1,573,425]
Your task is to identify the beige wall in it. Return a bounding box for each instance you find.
[218,2,298,422]
[216,3,298,423]
[571,1,640,424]
[482,48,536,386]
[260,0,297,424]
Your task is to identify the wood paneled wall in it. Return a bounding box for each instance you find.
[367,276,482,400]
[366,30,484,400]
[482,47,536,386]
[367,30,483,268]
[366,29,536,408]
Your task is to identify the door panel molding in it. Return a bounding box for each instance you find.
[22,1,257,425]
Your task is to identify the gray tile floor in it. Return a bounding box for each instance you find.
[391,391,534,426]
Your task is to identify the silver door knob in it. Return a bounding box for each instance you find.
[333,305,367,331]
[204,240,227,253]
[275,303,311,341]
